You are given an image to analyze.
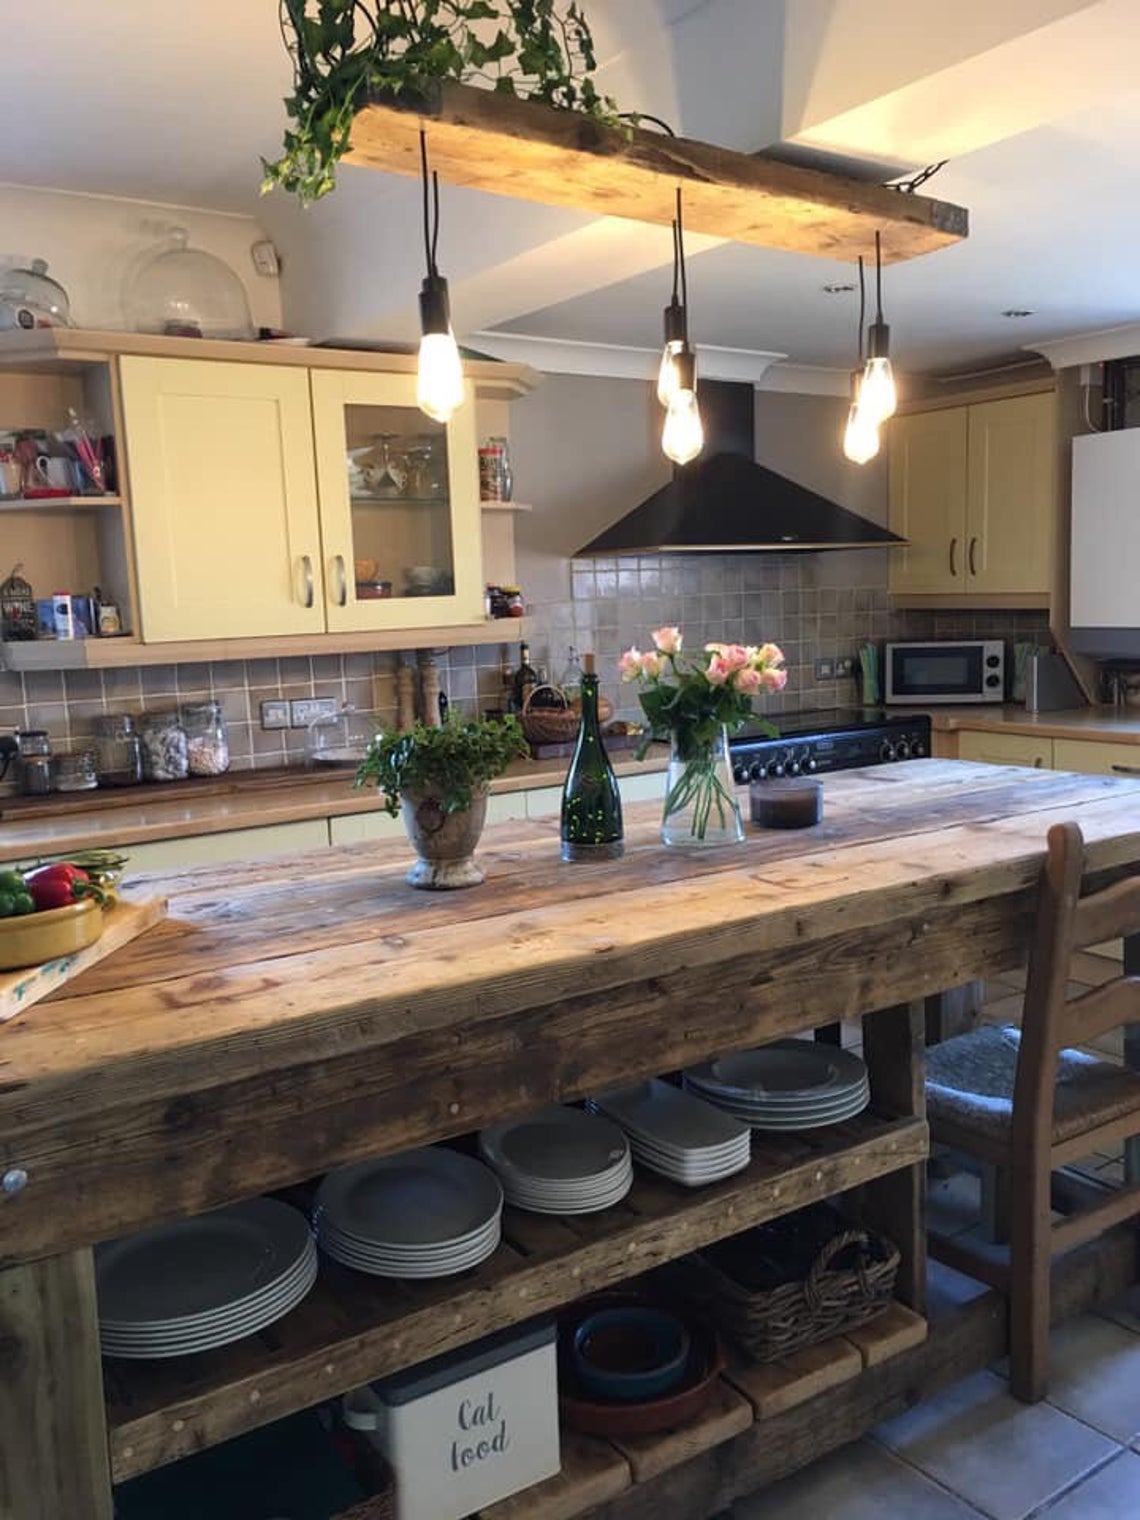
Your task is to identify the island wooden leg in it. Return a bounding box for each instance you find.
[1125,933,1140,1185]
[0,1247,113,1520]
[861,1001,927,1313]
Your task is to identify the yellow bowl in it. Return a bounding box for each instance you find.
[0,898,103,971]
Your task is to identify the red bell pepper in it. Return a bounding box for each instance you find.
[23,863,105,912]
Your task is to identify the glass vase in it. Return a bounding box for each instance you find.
[661,724,745,847]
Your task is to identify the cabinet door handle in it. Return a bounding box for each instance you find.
[299,555,314,609]
[949,537,958,577]
[334,554,348,607]
[968,536,978,576]
[1112,764,1140,776]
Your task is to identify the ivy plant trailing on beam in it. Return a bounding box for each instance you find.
[263,0,625,206]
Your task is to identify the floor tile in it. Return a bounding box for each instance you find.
[1098,1282,1140,1336]
[732,1437,984,1520]
[1035,1315,1140,1442]
[928,1168,983,1239]
[1036,1451,1140,1519]
[875,1370,1116,1520]
[928,1259,991,1317]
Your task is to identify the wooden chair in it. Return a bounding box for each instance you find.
[925,819,1140,1402]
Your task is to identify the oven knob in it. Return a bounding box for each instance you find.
[895,740,911,760]
[771,762,787,778]
[733,763,749,785]
[880,740,897,762]
[788,759,802,776]
[805,756,818,773]
[911,739,925,757]
[750,761,769,782]
[985,674,1001,688]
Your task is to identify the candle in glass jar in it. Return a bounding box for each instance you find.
[749,777,824,830]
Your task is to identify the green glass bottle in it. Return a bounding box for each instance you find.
[561,652,624,862]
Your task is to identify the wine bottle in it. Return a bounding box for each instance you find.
[509,641,538,713]
[560,652,624,862]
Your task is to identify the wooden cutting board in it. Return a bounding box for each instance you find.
[0,896,167,1025]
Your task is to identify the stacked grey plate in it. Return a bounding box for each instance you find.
[683,1041,870,1130]
[314,1147,503,1279]
[96,1198,317,1360]
[588,1078,750,1186]
[479,1106,632,1214]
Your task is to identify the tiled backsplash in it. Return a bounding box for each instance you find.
[0,550,1050,792]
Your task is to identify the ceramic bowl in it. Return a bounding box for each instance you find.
[572,1306,690,1403]
[0,897,103,971]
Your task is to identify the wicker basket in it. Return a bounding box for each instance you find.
[520,685,614,747]
[679,1224,900,1363]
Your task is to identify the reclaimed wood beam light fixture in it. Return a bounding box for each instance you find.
[347,82,969,263]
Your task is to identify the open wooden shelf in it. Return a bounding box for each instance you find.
[0,618,528,671]
[0,495,121,513]
[346,82,968,265]
[103,1112,927,1482]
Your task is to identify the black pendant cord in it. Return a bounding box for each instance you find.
[676,187,689,341]
[874,229,884,324]
[857,255,866,364]
[419,129,440,279]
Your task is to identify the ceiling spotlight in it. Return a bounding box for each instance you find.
[822,283,857,295]
[1001,309,1034,319]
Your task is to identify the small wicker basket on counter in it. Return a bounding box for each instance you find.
[675,1213,900,1363]
[520,684,613,748]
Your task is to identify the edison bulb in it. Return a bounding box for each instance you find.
[656,340,684,406]
[662,389,704,465]
[842,401,880,464]
[417,330,465,423]
[859,356,897,425]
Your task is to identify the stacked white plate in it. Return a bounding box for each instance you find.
[683,1041,870,1130]
[478,1106,632,1214]
[314,1147,503,1279]
[96,1198,317,1360]
[587,1078,750,1187]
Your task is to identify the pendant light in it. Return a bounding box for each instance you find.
[843,255,880,465]
[860,230,898,425]
[416,131,465,424]
[656,218,686,406]
[661,189,704,466]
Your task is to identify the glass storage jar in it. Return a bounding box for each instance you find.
[92,713,143,788]
[182,700,230,776]
[140,710,189,782]
[52,750,98,792]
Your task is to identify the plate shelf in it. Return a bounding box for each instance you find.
[103,1110,926,1482]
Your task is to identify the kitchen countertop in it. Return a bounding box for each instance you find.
[925,706,1140,742]
[0,749,669,863]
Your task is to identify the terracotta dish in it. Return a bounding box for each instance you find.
[0,897,103,970]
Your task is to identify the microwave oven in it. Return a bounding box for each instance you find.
[884,641,1005,705]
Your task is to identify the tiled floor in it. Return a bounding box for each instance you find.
[732,955,1140,1520]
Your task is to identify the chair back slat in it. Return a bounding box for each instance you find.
[1073,876,1140,950]
[1063,977,1140,1050]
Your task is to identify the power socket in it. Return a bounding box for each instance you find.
[814,658,835,680]
[259,699,289,730]
[290,697,339,728]
[835,656,854,678]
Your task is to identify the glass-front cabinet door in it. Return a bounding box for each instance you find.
[311,369,484,632]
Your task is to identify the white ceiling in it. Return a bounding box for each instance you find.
[3,0,1139,374]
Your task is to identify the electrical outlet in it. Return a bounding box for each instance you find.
[290,697,339,729]
[259,699,289,730]
[814,658,835,680]
[835,656,854,678]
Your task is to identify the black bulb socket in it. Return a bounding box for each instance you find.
[419,273,452,337]
[662,296,686,346]
[867,318,891,360]
[673,344,697,394]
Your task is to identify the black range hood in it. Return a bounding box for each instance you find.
[576,380,905,555]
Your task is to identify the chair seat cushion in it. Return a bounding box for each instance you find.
[926,1024,1140,1144]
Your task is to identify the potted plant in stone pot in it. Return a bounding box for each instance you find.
[356,715,529,889]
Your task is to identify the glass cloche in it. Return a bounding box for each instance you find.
[0,259,72,330]
[125,229,255,340]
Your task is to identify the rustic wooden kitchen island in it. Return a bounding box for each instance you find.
[4,759,1140,1520]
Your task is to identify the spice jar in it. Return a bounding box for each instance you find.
[92,713,142,788]
[140,710,189,782]
[15,729,52,795]
[52,749,98,792]
[181,700,230,776]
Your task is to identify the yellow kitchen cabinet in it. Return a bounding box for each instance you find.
[619,770,667,804]
[121,820,331,875]
[311,369,484,633]
[1053,737,1140,779]
[966,393,1056,595]
[888,390,1055,602]
[888,408,969,594]
[328,812,406,846]
[957,730,1053,769]
[485,791,530,825]
[119,357,326,642]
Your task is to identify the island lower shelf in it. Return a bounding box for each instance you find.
[104,1110,927,1483]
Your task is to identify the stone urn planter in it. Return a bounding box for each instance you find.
[402,786,489,890]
